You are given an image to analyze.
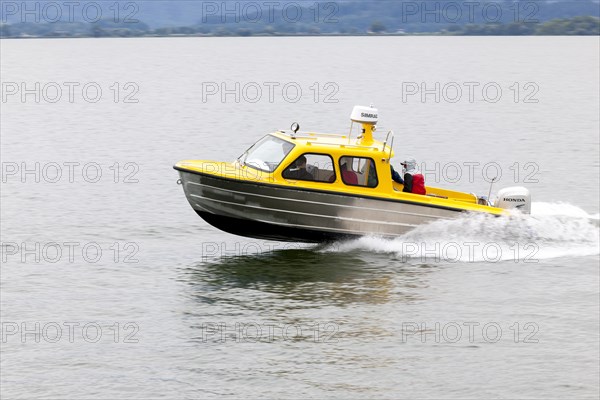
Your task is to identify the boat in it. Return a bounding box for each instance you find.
[173,105,531,243]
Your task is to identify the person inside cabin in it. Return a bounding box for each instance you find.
[366,161,378,187]
[399,158,426,195]
[285,155,313,181]
[340,160,358,185]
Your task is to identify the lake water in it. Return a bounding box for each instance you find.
[1,37,599,399]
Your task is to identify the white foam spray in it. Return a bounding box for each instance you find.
[322,202,600,263]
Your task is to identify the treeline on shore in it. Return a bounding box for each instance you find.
[1,15,598,38]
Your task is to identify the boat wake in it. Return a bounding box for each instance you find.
[322,202,600,262]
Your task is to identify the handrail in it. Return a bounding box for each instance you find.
[306,142,381,150]
[382,130,393,151]
[382,130,394,162]
[381,129,394,151]
[278,130,348,139]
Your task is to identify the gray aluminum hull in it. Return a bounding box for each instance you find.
[175,168,465,243]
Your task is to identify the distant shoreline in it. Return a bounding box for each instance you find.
[1,16,598,39]
[2,33,599,39]
[2,32,599,39]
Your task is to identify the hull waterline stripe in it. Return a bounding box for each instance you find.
[190,194,417,229]
[194,203,406,237]
[251,216,406,237]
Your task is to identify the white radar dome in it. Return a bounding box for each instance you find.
[350,105,378,125]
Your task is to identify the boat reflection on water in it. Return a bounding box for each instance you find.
[177,246,441,345]
[179,247,436,307]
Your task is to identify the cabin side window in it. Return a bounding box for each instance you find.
[339,156,378,188]
[282,153,336,183]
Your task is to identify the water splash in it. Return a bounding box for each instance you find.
[323,202,600,262]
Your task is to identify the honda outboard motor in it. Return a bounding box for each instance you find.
[494,187,531,214]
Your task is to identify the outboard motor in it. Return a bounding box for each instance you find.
[494,187,531,214]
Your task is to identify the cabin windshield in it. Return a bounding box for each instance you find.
[239,135,295,172]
